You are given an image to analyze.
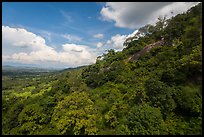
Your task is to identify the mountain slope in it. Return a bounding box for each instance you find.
[2,3,202,135]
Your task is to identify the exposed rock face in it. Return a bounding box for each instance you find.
[128,40,164,62]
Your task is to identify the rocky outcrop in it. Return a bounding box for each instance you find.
[128,40,164,62]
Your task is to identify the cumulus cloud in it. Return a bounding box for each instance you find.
[98,29,143,52]
[127,30,139,38]
[93,33,104,39]
[62,34,82,42]
[2,26,97,68]
[61,44,96,64]
[2,26,53,54]
[106,34,127,51]
[100,2,199,29]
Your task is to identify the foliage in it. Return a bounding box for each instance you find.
[127,104,167,135]
[2,3,202,135]
[51,91,98,135]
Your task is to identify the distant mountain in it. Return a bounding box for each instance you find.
[2,62,66,70]
[2,65,58,71]
[2,65,61,77]
[60,65,87,72]
[2,65,88,77]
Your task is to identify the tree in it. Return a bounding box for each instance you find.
[145,79,176,117]
[16,104,48,134]
[51,91,98,135]
[174,85,202,117]
[127,104,167,135]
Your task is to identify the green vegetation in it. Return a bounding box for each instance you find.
[2,3,202,135]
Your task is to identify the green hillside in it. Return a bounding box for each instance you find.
[2,3,202,135]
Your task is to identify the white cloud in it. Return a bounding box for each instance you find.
[96,42,104,48]
[2,55,10,60]
[1,25,152,68]
[2,26,53,53]
[2,26,131,67]
[63,43,84,52]
[127,30,139,38]
[61,44,96,64]
[98,29,141,52]
[106,34,127,51]
[93,33,104,39]
[98,2,200,52]
[2,26,97,68]
[100,2,199,29]
[62,34,82,42]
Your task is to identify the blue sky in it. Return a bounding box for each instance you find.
[3,2,131,46]
[2,2,199,68]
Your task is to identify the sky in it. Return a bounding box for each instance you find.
[2,2,199,68]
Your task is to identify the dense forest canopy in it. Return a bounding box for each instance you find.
[2,3,202,135]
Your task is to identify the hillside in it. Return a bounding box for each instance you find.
[127,40,164,61]
[2,3,202,135]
